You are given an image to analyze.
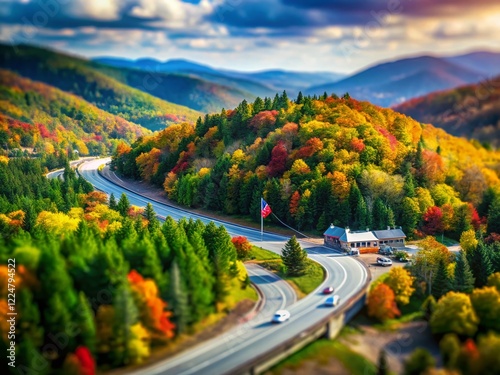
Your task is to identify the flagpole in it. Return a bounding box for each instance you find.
[260,197,263,241]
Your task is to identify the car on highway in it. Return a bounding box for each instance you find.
[322,286,334,294]
[377,257,393,267]
[325,295,340,307]
[271,309,291,323]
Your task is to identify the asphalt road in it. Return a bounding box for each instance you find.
[78,158,369,375]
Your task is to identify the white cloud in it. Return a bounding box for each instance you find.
[66,0,122,21]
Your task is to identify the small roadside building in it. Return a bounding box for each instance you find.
[323,225,406,251]
[373,227,406,247]
[323,224,346,248]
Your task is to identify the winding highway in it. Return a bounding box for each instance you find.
[78,158,369,375]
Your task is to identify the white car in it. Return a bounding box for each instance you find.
[325,295,340,307]
[271,309,291,323]
[377,257,393,267]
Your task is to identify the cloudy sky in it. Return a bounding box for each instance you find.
[1,0,500,73]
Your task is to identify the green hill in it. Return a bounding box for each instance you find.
[0,69,149,155]
[394,76,500,148]
[0,43,201,131]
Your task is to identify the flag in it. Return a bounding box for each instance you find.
[261,198,272,218]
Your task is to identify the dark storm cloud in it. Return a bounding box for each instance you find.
[0,1,159,30]
[211,0,500,30]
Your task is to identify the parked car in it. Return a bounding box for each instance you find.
[348,248,360,256]
[377,257,393,267]
[271,310,291,323]
[378,246,393,255]
[325,295,340,307]
[322,286,334,294]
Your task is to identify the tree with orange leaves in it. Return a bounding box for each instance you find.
[231,236,252,260]
[367,283,400,321]
[128,270,175,339]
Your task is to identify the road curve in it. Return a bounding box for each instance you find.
[79,158,369,375]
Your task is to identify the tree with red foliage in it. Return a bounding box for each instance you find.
[423,206,444,235]
[75,346,95,375]
[267,142,288,177]
[469,203,481,231]
[295,137,324,159]
[249,110,278,132]
[367,283,400,321]
[289,191,301,217]
[231,236,252,260]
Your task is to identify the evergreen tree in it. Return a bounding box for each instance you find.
[403,172,416,198]
[252,96,264,115]
[377,349,389,375]
[169,260,190,333]
[117,193,130,217]
[296,91,304,104]
[454,251,475,293]
[112,285,138,366]
[400,197,419,239]
[487,197,500,235]
[432,258,450,299]
[144,202,159,232]
[469,243,493,287]
[281,236,308,276]
[109,193,117,210]
[203,222,237,301]
[73,292,97,353]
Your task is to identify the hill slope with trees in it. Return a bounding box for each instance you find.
[0,69,149,156]
[0,43,201,130]
[0,158,249,374]
[112,92,500,240]
[0,43,261,119]
[394,76,500,148]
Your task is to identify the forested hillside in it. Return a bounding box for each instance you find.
[0,158,248,374]
[0,69,149,156]
[113,92,500,240]
[395,76,500,148]
[0,44,200,130]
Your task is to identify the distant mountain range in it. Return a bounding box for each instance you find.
[96,51,500,110]
[394,75,500,147]
[93,56,346,99]
[306,52,500,107]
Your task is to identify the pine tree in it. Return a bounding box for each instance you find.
[432,258,450,299]
[252,96,264,115]
[117,193,130,217]
[144,202,159,232]
[73,292,97,353]
[454,251,475,293]
[470,243,493,287]
[203,222,237,301]
[109,193,117,210]
[403,172,416,198]
[296,91,304,104]
[377,349,389,375]
[281,236,308,276]
[170,260,190,333]
[112,285,138,366]
[487,197,500,235]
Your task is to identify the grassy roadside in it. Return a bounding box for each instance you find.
[267,338,377,375]
[247,246,325,297]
